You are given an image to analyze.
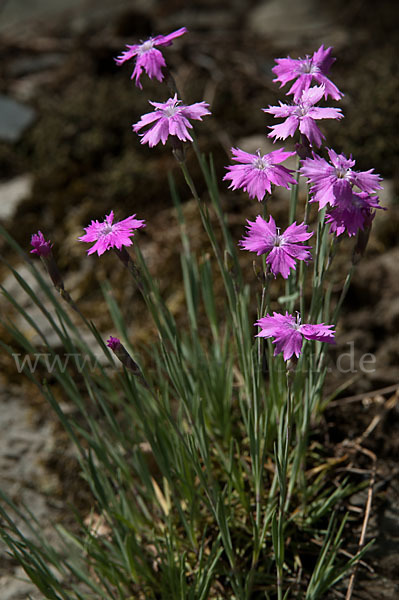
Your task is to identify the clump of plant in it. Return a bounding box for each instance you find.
[0,30,383,599]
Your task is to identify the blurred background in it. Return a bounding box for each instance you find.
[0,1,398,597]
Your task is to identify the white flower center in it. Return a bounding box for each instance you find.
[299,58,319,75]
[273,227,283,246]
[252,156,269,171]
[102,224,114,236]
[252,150,271,171]
[291,312,302,330]
[335,166,350,180]
[296,103,309,117]
[163,105,179,117]
[139,40,154,54]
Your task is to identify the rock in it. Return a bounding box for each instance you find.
[0,95,35,142]
[1,262,110,363]
[0,568,43,600]
[0,0,96,32]
[0,0,153,35]
[159,8,238,31]
[349,248,399,309]
[0,384,89,599]
[377,179,396,209]
[236,134,276,156]
[0,390,57,600]
[8,53,65,78]
[247,0,340,48]
[0,175,33,220]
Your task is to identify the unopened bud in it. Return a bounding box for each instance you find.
[286,355,298,383]
[352,211,375,264]
[107,336,148,387]
[30,231,65,291]
[295,135,312,160]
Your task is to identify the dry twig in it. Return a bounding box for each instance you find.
[343,392,399,598]
[344,444,376,600]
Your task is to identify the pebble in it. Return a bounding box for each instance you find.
[247,0,332,48]
[0,175,33,220]
[0,391,57,600]
[0,95,35,143]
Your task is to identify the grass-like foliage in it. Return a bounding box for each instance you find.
[0,34,380,599]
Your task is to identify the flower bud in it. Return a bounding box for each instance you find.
[30,231,65,291]
[352,216,374,264]
[107,336,148,387]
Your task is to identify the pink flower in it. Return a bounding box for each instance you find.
[255,312,335,361]
[264,85,343,148]
[115,27,187,89]
[79,211,145,256]
[300,148,383,209]
[304,151,386,237]
[223,147,296,202]
[272,45,343,102]
[326,191,383,237]
[30,231,53,257]
[240,215,313,279]
[133,94,211,147]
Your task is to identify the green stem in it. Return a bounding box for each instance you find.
[332,264,355,325]
[113,247,144,292]
[179,158,201,202]
[177,157,255,400]
[288,155,301,225]
[274,372,294,600]
[312,264,356,412]
[308,208,328,322]
[285,156,301,310]
[299,185,311,317]
[190,134,242,280]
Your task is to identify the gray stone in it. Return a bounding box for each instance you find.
[0,175,33,220]
[1,262,112,364]
[9,53,65,78]
[0,95,35,142]
[0,386,77,599]
[247,0,334,48]
[376,178,395,208]
[159,8,238,31]
[0,568,44,600]
[236,134,276,156]
[0,0,155,34]
[0,392,56,600]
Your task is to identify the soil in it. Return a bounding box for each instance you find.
[0,1,398,598]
